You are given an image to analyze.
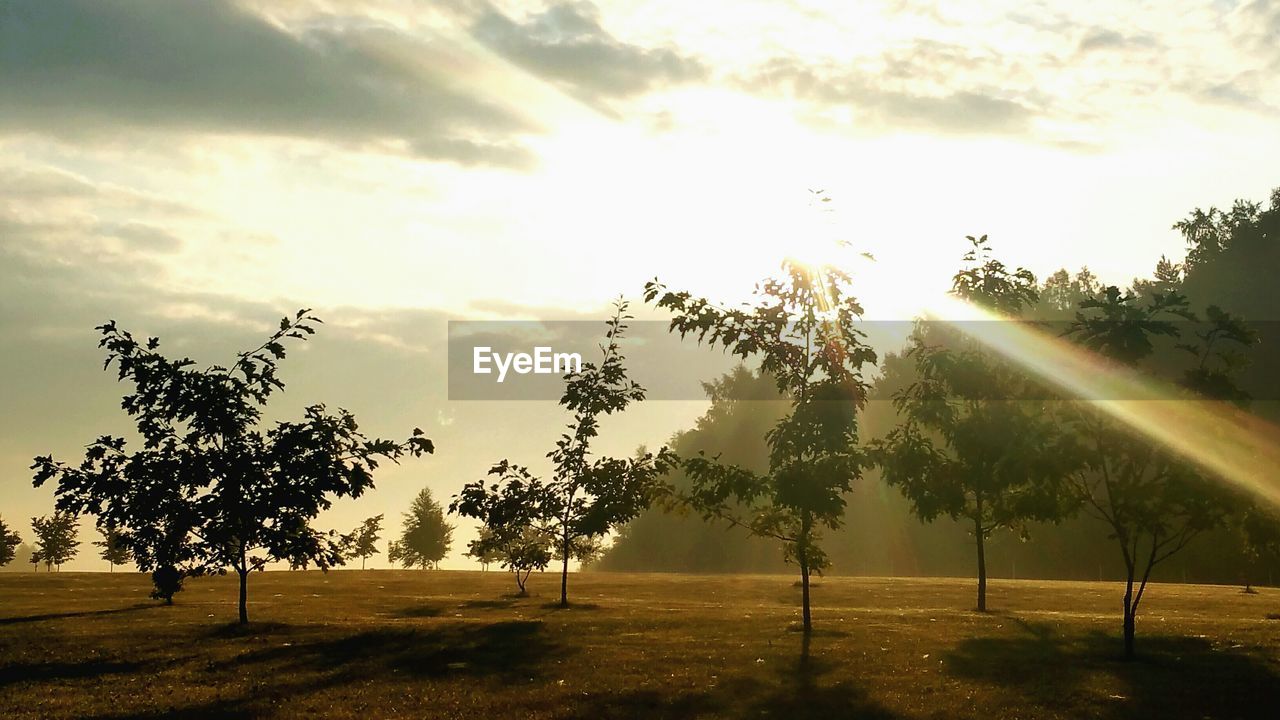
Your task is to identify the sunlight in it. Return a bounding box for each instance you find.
[924,294,1280,509]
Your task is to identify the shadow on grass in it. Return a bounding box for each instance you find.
[0,658,147,688]
[81,620,567,719]
[0,603,154,626]
[393,601,448,618]
[564,633,900,720]
[944,617,1280,718]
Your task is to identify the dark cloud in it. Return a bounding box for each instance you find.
[469,1,705,105]
[0,0,537,167]
[746,57,1035,136]
[1076,28,1159,54]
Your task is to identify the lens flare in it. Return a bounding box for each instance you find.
[924,294,1280,509]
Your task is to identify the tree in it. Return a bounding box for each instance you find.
[876,237,1070,611]
[0,516,21,567]
[390,488,453,569]
[344,514,384,570]
[555,534,604,569]
[469,526,554,594]
[465,528,504,570]
[452,301,675,607]
[95,523,132,572]
[32,310,433,622]
[644,260,876,633]
[1060,287,1254,658]
[31,512,79,571]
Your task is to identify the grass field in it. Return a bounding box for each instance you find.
[2,570,1279,719]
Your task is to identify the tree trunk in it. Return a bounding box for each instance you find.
[799,512,813,634]
[238,568,249,625]
[559,531,570,608]
[361,556,366,571]
[800,561,812,633]
[1122,571,1136,660]
[975,515,988,612]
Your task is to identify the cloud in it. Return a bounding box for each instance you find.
[744,55,1036,137]
[0,0,537,167]
[469,1,706,105]
[1076,28,1159,54]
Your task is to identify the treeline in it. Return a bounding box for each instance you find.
[600,190,1280,587]
[11,187,1280,662]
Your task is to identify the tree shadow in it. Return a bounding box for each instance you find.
[210,619,563,684]
[0,603,154,626]
[943,618,1280,718]
[564,633,900,720]
[204,621,295,639]
[0,658,147,689]
[458,598,520,610]
[392,601,448,618]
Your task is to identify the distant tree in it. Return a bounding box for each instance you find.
[465,528,504,571]
[344,514,384,570]
[390,488,453,569]
[31,512,79,571]
[452,301,675,607]
[555,535,604,569]
[1060,287,1254,659]
[876,237,1070,611]
[469,525,554,594]
[32,310,433,622]
[0,516,21,567]
[94,523,132,572]
[645,259,876,633]
[1240,506,1280,592]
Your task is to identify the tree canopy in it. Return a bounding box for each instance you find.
[32,310,432,621]
[389,488,453,569]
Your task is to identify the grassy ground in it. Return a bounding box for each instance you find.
[1,570,1278,719]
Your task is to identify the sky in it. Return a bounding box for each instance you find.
[2,0,1279,570]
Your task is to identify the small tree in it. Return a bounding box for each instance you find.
[645,260,876,633]
[452,301,675,607]
[465,528,504,571]
[94,523,132,572]
[31,512,80,571]
[32,310,433,622]
[0,516,21,567]
[470,526,554,594]
[555,535,604,569]
[344,514,384,570]
[876,237,1069,611]
[1061,288,1254,659]
[390,488,453,569]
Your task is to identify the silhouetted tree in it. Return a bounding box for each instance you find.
[876,237,1069,611]
[465,527,504,570]
[31,310,433,622]
[1240,506,1280,591]
[555,534,604,569]
[645,260,876,633]
[1060,287,1254,658]
[31,512,79,571]
[344,514,384,570]
[470,525,554,594]
[0,516,21,567]
[94,523,131,572]
[390,488,453,569]
[452,301,675,607]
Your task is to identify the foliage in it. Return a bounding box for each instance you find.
[389,488,453,569]
[1059,286,1255,657]
[343,514,384,569]
[95,523,132,570]
[464,527,504,569]
[31,511,80,571]
[875,237,1070,611]
[469,525,555,593]
[451,300,675,607]
[644,259,876,632]
[31,310,432,622]
[0,515,22,567]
